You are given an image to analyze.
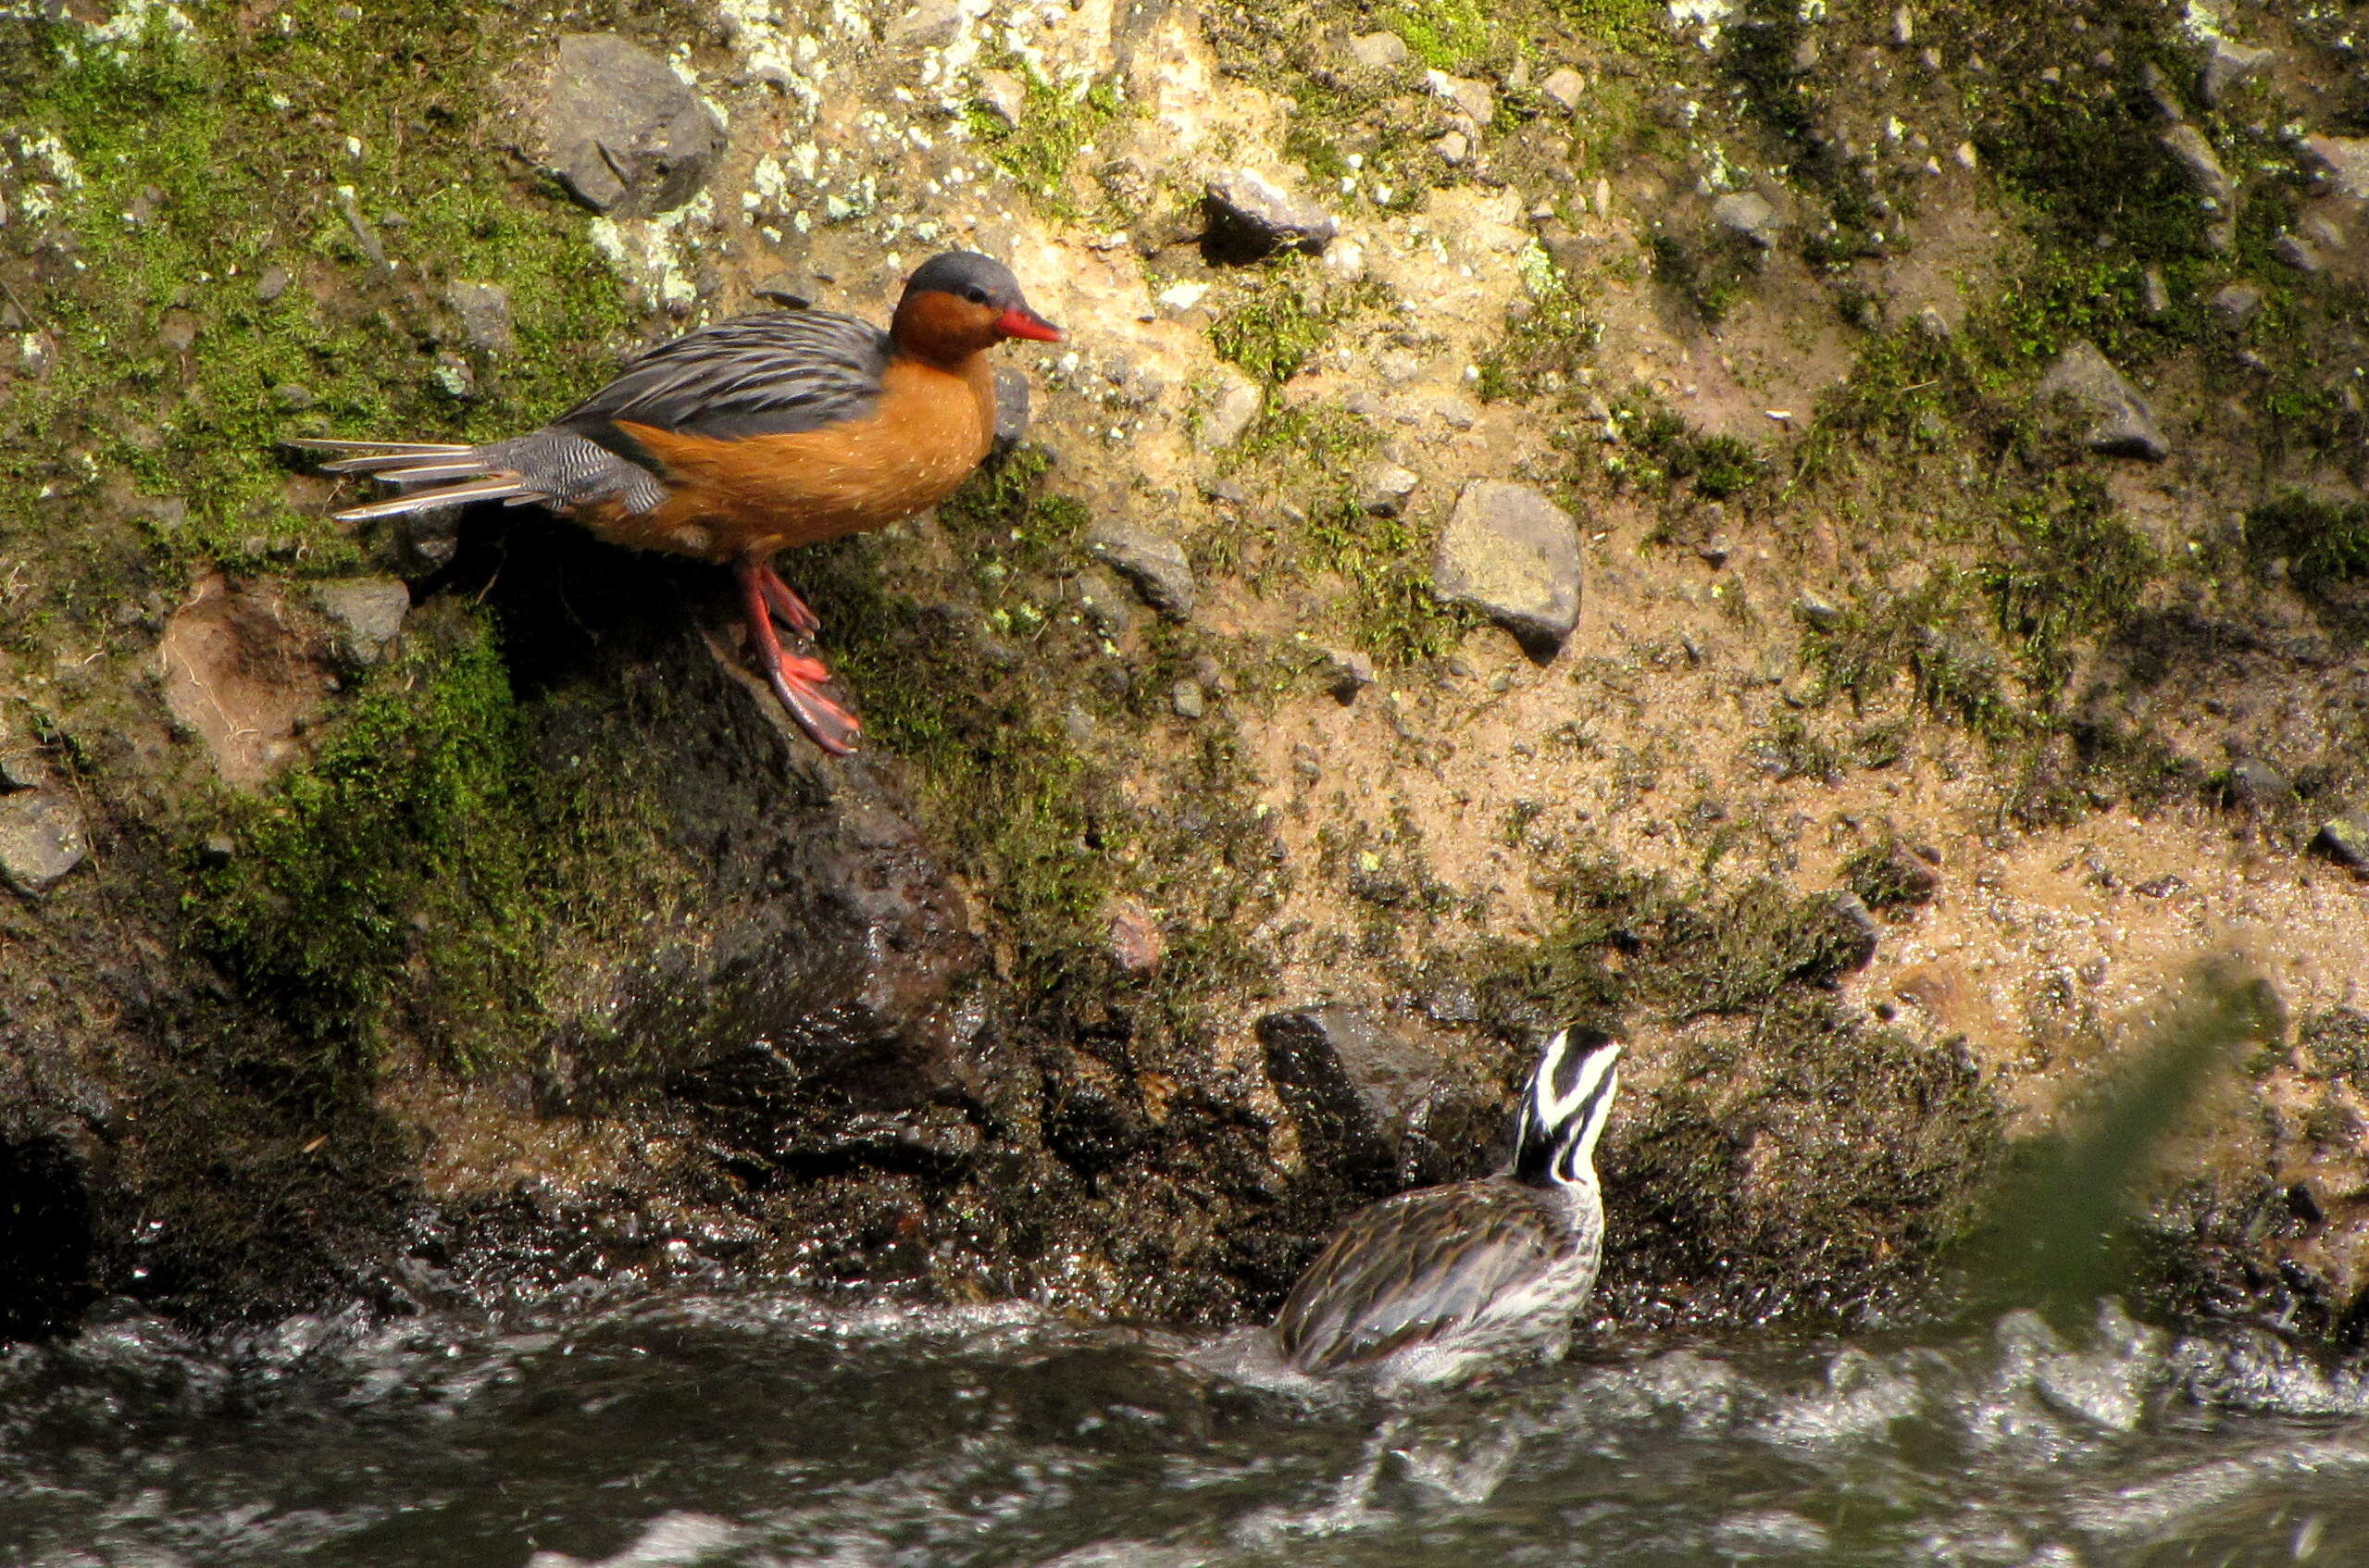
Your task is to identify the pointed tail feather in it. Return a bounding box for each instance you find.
[333,458,505,483]
[288,437,474,458]
[332,476,540,522]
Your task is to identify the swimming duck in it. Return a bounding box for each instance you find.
[1271,1028,1623,1382]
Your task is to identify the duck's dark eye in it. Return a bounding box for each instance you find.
[964,285,991,305]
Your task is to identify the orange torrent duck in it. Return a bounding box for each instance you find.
[297,251,1062,754]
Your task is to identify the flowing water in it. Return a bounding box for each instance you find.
[6,1282,2368,1567]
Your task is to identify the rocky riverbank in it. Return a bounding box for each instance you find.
[1,0,2365,1346]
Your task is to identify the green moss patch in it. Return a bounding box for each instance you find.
[804,447,1282,1032]
[191,604,662,1075]
[0,6,630,580]
[2246,492,2369,598]
[1472,854,2000,1321]
[967,68,1128,225]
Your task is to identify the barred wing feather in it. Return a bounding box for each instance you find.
[557,309,891,442]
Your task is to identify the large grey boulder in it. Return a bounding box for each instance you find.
[1088,520,1196,620]
[1433,480,1584,659]
[540,34,724,218]
[2038,341,2170,461]
[1203,168,1337,262]
[1257,1008,1497,1193]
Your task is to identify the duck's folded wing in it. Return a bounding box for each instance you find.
[556,310,893,442]
[1274,1184,1570,1374]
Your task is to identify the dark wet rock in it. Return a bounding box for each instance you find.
[1194,366,1261,452]
[1713,190,1780,248]
[311,577,411,666]
[1203,168,1336,262]
[539,33,724,218]
[256,265,291,304]
[0,791,88,895]
[443,280,514,355]
[1345,30,1407,70]
[2313,811,2369,868]
[1433,479,1584,660]
[1257,1008,1495,1193]
[2225,758,2292,808]
[1817,892,1882,969]
[400,505,464,572]
[1088,521,1195,620]
[2038,341,2170,461]
[1358,459,1418,516]
[993,367,1030,447]
[1424,978,1480,1025]
[2201,36,2274,106]
[2207,283,2263,330]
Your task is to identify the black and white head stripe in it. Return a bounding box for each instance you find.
[1510,1029,1622,1188]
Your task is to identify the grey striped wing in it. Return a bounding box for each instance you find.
[1273,1181,1573,1374]
[555,309,892,442]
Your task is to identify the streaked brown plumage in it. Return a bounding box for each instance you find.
[294,251,1060,754]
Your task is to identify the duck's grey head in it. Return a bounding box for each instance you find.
[899,250,1062,342]
[1508,1029,1622,1188]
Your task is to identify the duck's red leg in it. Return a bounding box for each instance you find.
[733,557,860,754]
[751,559,821,637]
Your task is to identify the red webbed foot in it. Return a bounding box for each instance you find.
[734,558,859,754]
[751,559,822,638]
